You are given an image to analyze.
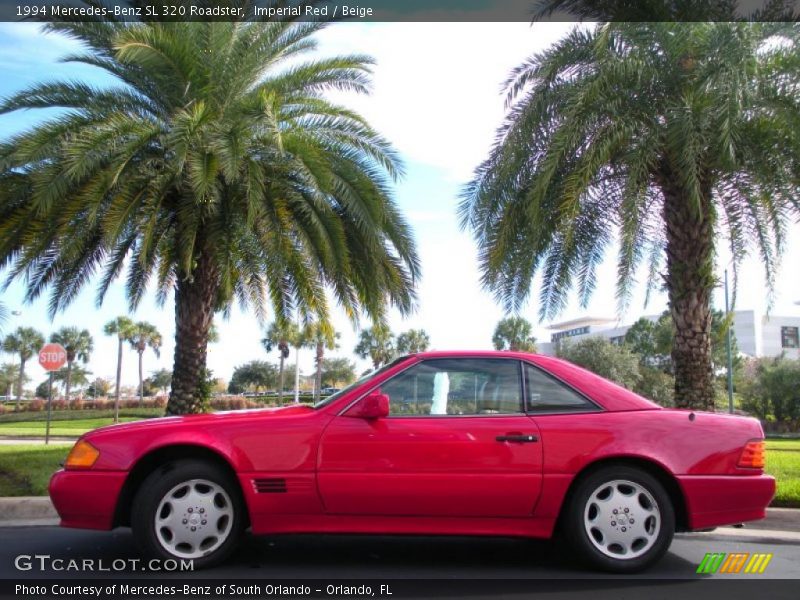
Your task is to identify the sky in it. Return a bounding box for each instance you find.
[0,21,799,391]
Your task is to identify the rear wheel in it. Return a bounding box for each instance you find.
[131,459,244,569]
[562,466,675,572]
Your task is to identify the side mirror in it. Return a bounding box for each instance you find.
[345,390,390,420]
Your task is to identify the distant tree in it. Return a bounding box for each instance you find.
[3,326,44,411]
[128,322,162,407]
[35,380,50,400]
[321,358,357,388]
[228,361,279,394]
[104,316,135,422]
[740,357,800,425]
[262,320,300,404]
[50,327,93,405]
[625,310,740,375]
[86,377,112,399]
[557,337,641,391]
[396,329,431,355]
[624,315,673,371]
[149,369,173,396]
[355,324,395,369]
[303,321,339,402]
[0,362,23,400]
[492,317,537,352]
[53,365,91,395]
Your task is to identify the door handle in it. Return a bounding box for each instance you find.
[496,434,538,443]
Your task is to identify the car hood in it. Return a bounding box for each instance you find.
[84,404,315,439]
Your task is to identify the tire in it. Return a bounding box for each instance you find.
[131,459,245,569]
[561,465,675,573]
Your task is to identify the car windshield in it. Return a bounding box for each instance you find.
[313,356,410,409]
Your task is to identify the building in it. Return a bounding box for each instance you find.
[538,310,800,359]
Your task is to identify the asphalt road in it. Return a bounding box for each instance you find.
[0,527,797,580]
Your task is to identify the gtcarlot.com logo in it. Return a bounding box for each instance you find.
[696,552,773,574]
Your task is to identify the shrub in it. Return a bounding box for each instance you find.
[71,398,84,411]
[29,399,45,412]
[740,357,800,426]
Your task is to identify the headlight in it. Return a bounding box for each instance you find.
[64,440,100,469]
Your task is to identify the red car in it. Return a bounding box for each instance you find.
[49,351,774,572]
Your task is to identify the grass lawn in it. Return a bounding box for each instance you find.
[0,417,140,438]
[0,444,71,496]
[765,438,800,508]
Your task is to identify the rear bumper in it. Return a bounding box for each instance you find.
[678,474,775,530]
[49,469,127,530]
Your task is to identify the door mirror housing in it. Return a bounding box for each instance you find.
[345,390,390,420]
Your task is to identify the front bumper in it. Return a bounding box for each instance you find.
[678,474,776,530]
[49,469,127,530]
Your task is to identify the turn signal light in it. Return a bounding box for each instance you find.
[65,440,100,469]
[737,440,765,469]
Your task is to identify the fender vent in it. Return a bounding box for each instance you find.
[253,478,287,494]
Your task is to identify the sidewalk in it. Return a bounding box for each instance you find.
[0,438,76,445]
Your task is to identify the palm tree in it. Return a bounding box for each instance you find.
[0,362,21,401]
[0,15,419,415]
[396,329,431,355]
[303,321,339,402]
[0,302,7,333]
[50,326,93,405]
[262,319,300,403]
[460,22,800,410]
[128,322,162,407]
[354,324,395,370]
[2,326,44,411]
[104,316,135,422]
[53,364,92,397]
[492,317,537,352]
[149,368,172,396]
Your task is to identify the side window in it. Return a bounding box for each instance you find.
[524,364,597,413]
[381,359,522,416]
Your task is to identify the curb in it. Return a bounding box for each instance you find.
[0,497,58,528]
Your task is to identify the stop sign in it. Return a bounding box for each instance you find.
[39,343,67,372]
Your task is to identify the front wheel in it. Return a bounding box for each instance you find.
[562,466,675,573]
[131,459,245,569]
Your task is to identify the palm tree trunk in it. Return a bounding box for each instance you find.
[65,361,73,406]
[15,358,25,412]
[278,356,285,404]
[314,341,323,403]
[114,337,123,424]
[138,350,144,408]
[167,251,217,415]
[293,345,300,403]
[661,178,716,410]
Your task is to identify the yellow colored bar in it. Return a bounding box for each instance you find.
[757,554,773,574]
[744,554,759,573]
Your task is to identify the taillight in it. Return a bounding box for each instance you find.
[738,440,765,469]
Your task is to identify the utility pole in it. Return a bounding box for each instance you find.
[725,269,734,414]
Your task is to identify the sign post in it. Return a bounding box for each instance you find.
[38,343,67,445]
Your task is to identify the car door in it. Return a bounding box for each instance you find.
[317,358,543,517]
